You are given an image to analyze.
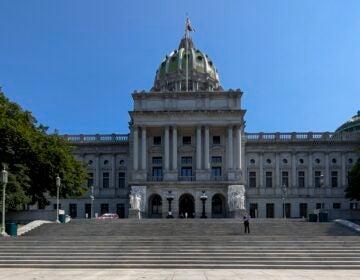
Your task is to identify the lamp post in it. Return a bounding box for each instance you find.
[282,184,287,219]
[200,190,208,219]
[166,190,174,218]
[90,186,95,219]
[1,166,8,236]
[55,175,61,223]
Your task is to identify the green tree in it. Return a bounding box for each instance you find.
[345,148,360,201]
[0,90,88,211]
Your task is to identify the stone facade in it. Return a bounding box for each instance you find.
[47,36,360,219]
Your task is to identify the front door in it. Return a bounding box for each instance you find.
[179,194,195,218]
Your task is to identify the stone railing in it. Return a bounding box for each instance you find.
[64,134,129,143]
[245,132,360,142]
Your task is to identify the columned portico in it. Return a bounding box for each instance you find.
[196,126,202,170]
[172,126,177,170]
[204,126,210,170]
[227,126,234,170]
[141,127,147,170]
[164,126,170,170]
[133,127,139,170]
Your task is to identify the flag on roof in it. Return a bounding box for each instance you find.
[185,17,195,32]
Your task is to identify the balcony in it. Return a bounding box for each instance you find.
[178,176,195,181]
[147,175,163,182]
[211,175,226,181]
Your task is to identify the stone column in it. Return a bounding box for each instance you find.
[308,153,313,187]
[112,154,116,188]
[96,154,100,188]
[172,126,177,170]
[341,153,346,187]
[275,153,280,187]
[204,126,210,170]
[141,127,147,171]
[227,126,233,170]
[259,153,264,187]
[235,126,242,169]
[196,126,202,169]
[292,153,296,188]
[133,127,139,171]
[325,153,329,187]
[164,126,170,170]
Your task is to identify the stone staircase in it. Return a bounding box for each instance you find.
[0,219,359,269]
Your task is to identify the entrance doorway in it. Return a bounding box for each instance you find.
[179,193,195,218]
[211,194,226,218]
[149,194,162,218]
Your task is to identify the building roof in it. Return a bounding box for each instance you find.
[336,111,360,133]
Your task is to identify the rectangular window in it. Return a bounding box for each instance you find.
[212,136,221,145]
[265,171,272,188]
[117,203,125,218]
[103,172,109,188]
[211,167,222,177]
[249,203,258,218]
[298,171,305,188]
[316,203,323,210]
[182,136,191,145]
[153,136,161,145]
[314,171,322,188]
[331,171,338,188]
[211,156,222,164]
[281,171,289,187]
[181,156,192,165]
[152,157,162,165]
[100,203,109,215]
[249,172,257,188]
[53,203,61,210]
[266,203,274,218]
[69,203,77,219]
[87,172,94,188]
[333,203,341,209]
[299,203,307,218]
[118,172,125,188]
[152,167,163,180]
[181,167,192,177]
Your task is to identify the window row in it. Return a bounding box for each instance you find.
[151,135,222,146]
[248,171,341,188]
[87,172,126,188]
[249,157,354,165]
[249,202,348,219]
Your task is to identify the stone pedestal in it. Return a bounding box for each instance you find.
[129,209,142,219]
[229,209,247,218]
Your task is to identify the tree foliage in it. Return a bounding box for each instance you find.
[345,148,360,201]
[0,90,88,210]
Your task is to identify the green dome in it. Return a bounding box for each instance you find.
[152,37,222,92]
[336,111,360,133]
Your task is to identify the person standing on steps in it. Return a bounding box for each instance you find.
[243,213,250,234]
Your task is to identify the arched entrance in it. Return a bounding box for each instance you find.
[148,194,162,218]
[212,193,226,218]
[179,193,195,218]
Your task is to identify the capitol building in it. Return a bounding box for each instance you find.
[51,34,360,219]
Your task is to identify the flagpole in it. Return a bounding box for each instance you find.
[185,19,189,92]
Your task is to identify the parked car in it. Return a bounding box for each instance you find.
[96,213,119,220]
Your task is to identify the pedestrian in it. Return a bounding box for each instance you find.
[243,213,250,234]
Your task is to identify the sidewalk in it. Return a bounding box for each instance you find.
[0,269,359,280]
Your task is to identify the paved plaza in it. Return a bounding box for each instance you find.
[0,269,359,280]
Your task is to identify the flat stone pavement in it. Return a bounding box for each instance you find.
[0,269,359,280]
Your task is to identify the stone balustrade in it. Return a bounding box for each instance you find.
[64,134,129,143]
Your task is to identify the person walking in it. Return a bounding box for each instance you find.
[243,213,250,234]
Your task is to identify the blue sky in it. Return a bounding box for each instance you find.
[0,0,359,134]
